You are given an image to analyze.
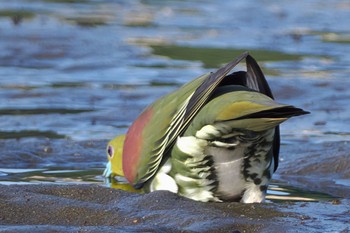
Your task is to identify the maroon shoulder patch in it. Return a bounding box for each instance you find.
[123,107,153,184]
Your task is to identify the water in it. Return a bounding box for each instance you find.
[0,167,336,203]
[1,0,350,203]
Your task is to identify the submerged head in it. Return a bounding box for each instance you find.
[104,134,125,177]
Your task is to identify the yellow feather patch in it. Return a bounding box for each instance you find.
[217,101,275,121]
[221,118,287,132]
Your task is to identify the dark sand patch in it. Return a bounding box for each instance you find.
[0,183,349,233]
[0,184,307,232]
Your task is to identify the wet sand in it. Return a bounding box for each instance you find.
[0,140,349,233]
[278,140,350,199]
[0,184,283,232]
[0,183,348,233]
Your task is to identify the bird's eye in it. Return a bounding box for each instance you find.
[107,145,114,158]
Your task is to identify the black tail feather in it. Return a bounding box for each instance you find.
[237,106,310,120]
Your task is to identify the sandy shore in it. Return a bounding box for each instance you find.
[0,184,280,232]
[0,183,348,233]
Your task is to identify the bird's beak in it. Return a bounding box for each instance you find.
[103,161,112,178]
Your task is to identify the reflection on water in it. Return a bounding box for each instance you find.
[266,184,334,202]
[149,44,304,68]
[0,168,335,202]
[0,168,102,184]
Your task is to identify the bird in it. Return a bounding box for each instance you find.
[103,52,309,203]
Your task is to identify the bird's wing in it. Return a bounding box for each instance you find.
[126,52,280,188]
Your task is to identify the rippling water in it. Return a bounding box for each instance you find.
[1,0,350,202]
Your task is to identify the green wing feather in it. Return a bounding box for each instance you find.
[133,52,281,188]
[133,73,208,187]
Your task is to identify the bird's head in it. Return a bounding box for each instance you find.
[103,134,125,178]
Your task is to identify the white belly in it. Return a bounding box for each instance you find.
[206,146,246,200]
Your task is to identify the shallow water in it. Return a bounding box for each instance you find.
[0,167,335,202]
[0,0,350,231]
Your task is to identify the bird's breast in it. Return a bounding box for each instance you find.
[152,128,275,202]
[206,145,247,200]
[207,129,275,201]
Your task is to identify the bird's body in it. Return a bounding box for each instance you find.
[104,53,309,203]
